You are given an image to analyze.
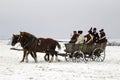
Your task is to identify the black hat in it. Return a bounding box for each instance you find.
[99,29,104,32]
[93,28,96,30]
[78,30,83,34]
[88,30,92,34]
[73,31,77,33]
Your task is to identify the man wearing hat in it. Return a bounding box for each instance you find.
[75,30,85,44]
[69,31,79,43]
[92,28,99,44]
[84,28,94,45]
[99,29,107,43]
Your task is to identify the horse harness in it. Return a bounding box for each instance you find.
[38,39,42,46]
[18,35,37,49]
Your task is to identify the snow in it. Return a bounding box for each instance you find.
[0,40,120,80]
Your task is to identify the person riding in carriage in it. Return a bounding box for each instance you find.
[84,28,93,45]
[99,29,107,43]
[69,31,79,43]
[92,28,99,44]
[75,30,85,44]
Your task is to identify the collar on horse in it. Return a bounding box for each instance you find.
[18,35,36,48]
[23,37,36,48]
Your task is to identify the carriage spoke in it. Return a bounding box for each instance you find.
[92,48,105,62]
[98,57,102,62]
[96,57,101,62]
[72,51,85,63]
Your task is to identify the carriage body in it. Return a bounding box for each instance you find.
[64,42,106,62]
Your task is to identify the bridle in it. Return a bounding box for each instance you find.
[18,35,23,41]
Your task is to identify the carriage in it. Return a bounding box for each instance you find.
[11,32,107,63]
[64,42,106,62]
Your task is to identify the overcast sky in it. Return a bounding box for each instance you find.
[0,0,120,39]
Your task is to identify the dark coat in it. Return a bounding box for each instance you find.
[92,32,99,43]
[85,34,93,45]
[69,34,79,43]
[99,32,107,43]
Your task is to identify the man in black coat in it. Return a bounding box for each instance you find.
[99,29,107,43]
[92,28,99,44]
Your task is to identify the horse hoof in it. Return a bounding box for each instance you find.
[20,60,24,63]
[45,59,49,62]
[49,61,52,63]
[58,59,61,62]
[35,61,38,63]
[26,61,28,63]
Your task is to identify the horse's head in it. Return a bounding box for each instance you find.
[19,32,38,49]
[11,34,19,46]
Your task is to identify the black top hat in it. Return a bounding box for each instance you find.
[93,28,96,30]
[78,30,83,34]
[99,29,104,32]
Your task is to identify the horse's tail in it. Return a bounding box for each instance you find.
[56,42,61,50]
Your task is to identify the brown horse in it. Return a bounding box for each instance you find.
[11,34,37,62]
[11,32,61,62]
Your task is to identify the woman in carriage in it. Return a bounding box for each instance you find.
[84,28,93,45]
[98,29,107,49]
[99,29,107,43]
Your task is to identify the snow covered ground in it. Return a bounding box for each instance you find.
[0,40,120,80]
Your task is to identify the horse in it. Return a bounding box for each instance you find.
[11,32,61,62]
[11,34,37,62]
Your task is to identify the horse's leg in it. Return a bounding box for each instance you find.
[47,54,50,61]
[53,51,58,62]
[30,52,34,59]
[44,54,48,61]
[55,53,58,62]
[20,50,27,63]
[44,53,49,61]
[25,51,29,63]
[33,52,38,63]
[49,54,54,62]
[44,54,47,61]
[29,52,36,62]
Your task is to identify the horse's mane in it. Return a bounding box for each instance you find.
[20,32,37,38]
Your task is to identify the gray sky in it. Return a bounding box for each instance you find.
[0,0,120,39]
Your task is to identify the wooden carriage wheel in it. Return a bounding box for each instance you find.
[72,51,86,62]
[92,48,105,62]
